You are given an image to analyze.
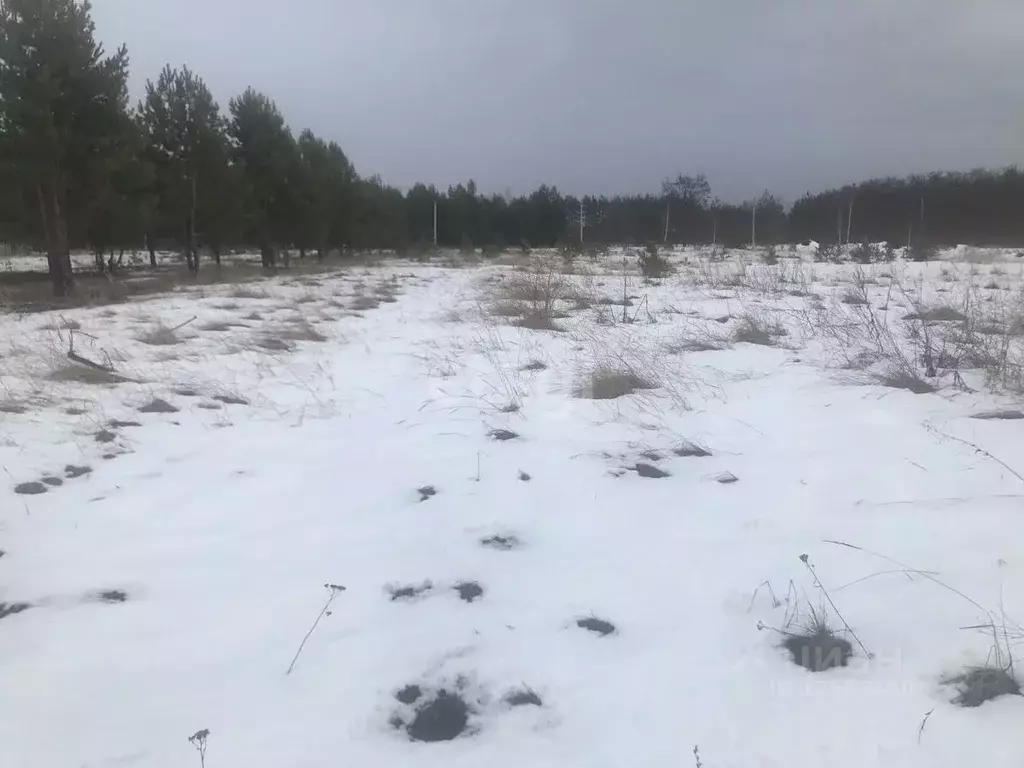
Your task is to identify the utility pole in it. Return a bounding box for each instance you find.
[846,192,854,245]
[751,200,757,247]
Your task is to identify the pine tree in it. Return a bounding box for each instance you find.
[228,88,296,269]
[0,0,131,295]
[138,65,229,273]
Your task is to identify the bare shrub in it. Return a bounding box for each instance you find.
[638,244,672,279]
[732,313,787,346]
[488,256,567,328]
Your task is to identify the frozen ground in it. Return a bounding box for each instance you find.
[1,249,1023,767]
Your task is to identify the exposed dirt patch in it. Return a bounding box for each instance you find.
[417,485,437,502]
[389,581,433,602]
[213,394,249,406]
[65,465,92,479]
[395,685,423,705]
[944,667,1021,708]
[783,629,852,672]
[14,481,47,495]
[0,602,31,620]
[40,476,63,487]
[505,688,543,707]
[518,471,531,482]
[674,442,712,458]
[109,419,142,428]
[577,617,616,636]
[406,690,471,742]
[634,462,670,478]
[91,590,129,603]
[454,582,484,603]
[715,472,739,484]
[480,534,521,551]
[971,409,1024,420]
[173,388,199,397]
[94,429,117,443]
[138,398,179,414]
[488,428,519,441]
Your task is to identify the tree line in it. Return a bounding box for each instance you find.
[2,2,1022,297]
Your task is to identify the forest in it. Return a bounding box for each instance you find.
[2,0,1023,296]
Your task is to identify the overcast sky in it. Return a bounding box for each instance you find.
[91,0,1024,202]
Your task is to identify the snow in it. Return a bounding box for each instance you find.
[1,252,1023,767]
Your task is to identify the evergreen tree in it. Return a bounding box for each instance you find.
[228,88,296,268]
[0,0,131,295]
[138,65,229,272]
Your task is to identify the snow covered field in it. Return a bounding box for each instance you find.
[1,249,1023,767]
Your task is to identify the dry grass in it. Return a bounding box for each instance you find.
[732,313,787,346]
[136,323,183,346]
[575,367,656,400]
[49,363,128,385]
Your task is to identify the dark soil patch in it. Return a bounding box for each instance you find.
[407,690,470,742]
[0,602,31,620]
[783,629,852,671]
[518,470,531,482]
[505,688,543,707]
[577,617,616,636]
[395,685,423,705]
[174,388,199,397]
[108,419,142,428]
[488,428,519,441]
[14,481,47,495]
[94,429,117,443]
[878,370,935,394]
[65,465,92,479]
[94,590,128,603]
[198,402,222,410]
[454,582,484,603]
[41,476,63,487]
[635,462,670,478]
[417,485,437,502]
[674,442,712,458]
[213,394,248,405]
[480,534,521,551]
[389,582,433,602]
[945,667,1021,707]
[138,398,179,414]
[971,409,1024,420]
[256,336,293,352]
[716,472,739,484]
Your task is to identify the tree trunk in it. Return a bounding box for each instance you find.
[316,247,324,261]
[36,178,72,297]
[212,242,221,266]
[146,233,157,268]
[260,239,276,270]
[94,247,105,273]
[299,246,306,260]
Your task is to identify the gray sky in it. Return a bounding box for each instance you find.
[91,0,1024,203]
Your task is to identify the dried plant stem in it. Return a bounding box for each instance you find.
[286,583,346,675]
